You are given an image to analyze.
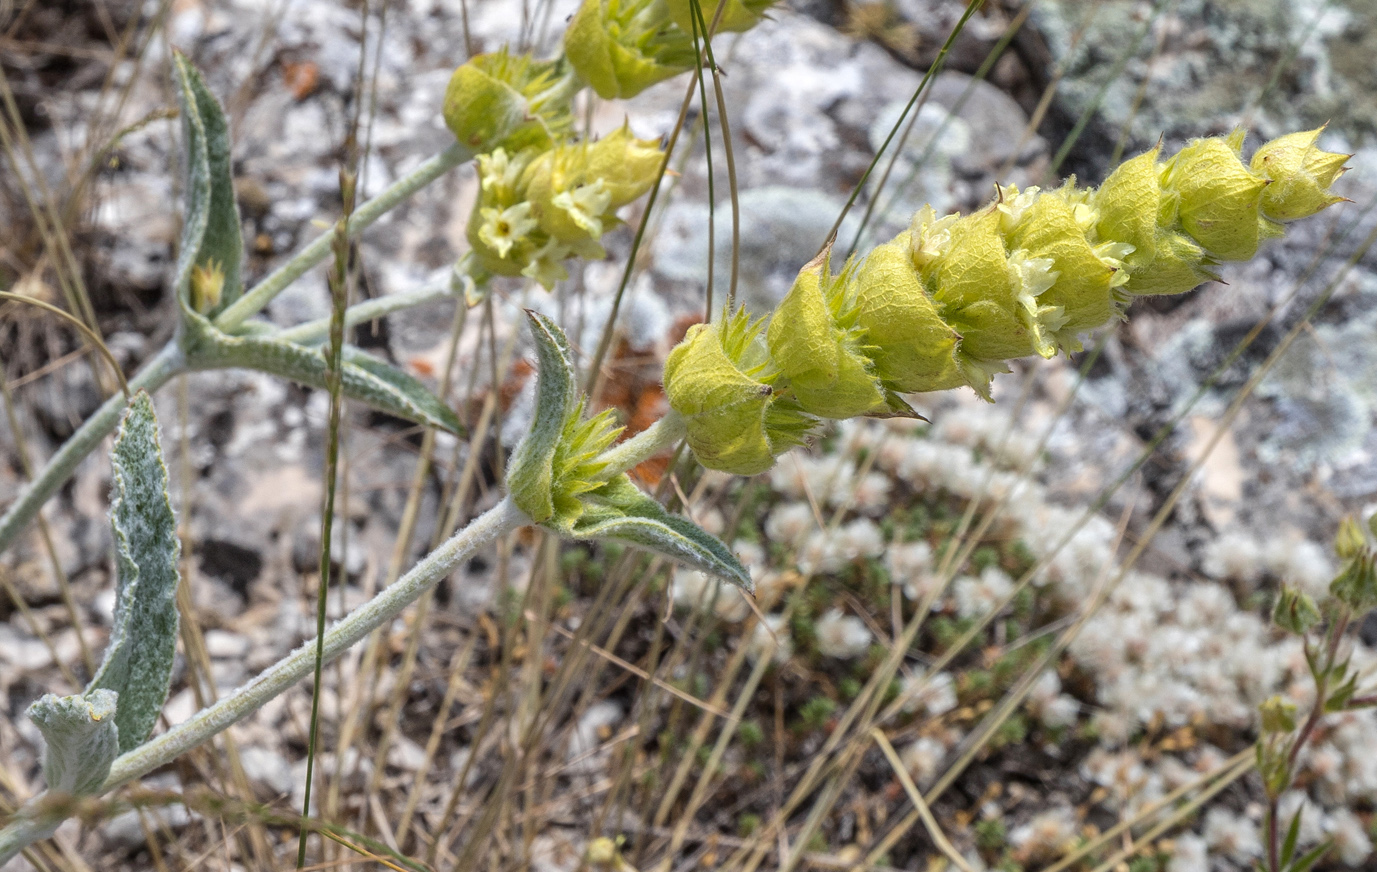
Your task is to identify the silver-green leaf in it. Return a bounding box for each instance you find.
[172,51,243,321]
[568,476,752,591]
[88,392,181,754]
[28,690,120,795]
[186,332,463,434]
[506,310,578,524]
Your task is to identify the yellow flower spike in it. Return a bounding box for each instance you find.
[1005,189,1121,344]
[851,234,965,393]
[664,0,775,34]
[1160,133,1269,261]
[766,246,887,419]
[1250,127,1350,222]
[664,310,813,475]
[564,0,694,100]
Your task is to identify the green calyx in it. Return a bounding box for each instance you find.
[851,233,963,394]
[1160,131,1270,262]
[545,402,625,531]
[664,309,813,475]
[1251,127,1350,222]
[508,311,751,589]
[766,246,889,419]
[442,50,574,154]
[1092,146,1218,298]
[565,0,695,99]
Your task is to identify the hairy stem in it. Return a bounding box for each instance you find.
[274,274,456,346]
[597,410,686,479]
[213,142,473,333]
[0,497,527,865]
[0,343,185,556]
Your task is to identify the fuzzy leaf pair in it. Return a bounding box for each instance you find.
[172,56,462,435]
[508,311,750,590]
[29,394,182,795]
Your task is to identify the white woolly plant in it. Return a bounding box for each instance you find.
[0,0,1364,864]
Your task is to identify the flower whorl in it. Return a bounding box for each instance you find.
[665,128,1350,474]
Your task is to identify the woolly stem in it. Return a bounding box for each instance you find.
[213,142,473,333]
[597,410,687,479]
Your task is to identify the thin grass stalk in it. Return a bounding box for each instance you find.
[1046,0,1167,176]
[173,375,276,869]
[686,0,718,315]
[0,293,129,398]
[925,501,1136,801]
[870,729,976,872]
[823,0,984,250]
[584,37,712,395]
[1108,4,1171,167]
[1084,755,1255,872]
[357,302,473,810]
[0,566,79,689]
[666,638,773,859]
[297,162,358,867]
[0,70,100,337]
[853,2,1032,253]
[394,634,481,844]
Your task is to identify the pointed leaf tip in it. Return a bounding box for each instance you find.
[568,476,752,591]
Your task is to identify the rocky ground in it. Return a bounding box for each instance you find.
[2,0,1377,869]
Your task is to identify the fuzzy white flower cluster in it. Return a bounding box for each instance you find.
[1203,529,1335,599]
[952,566,1016,619]
[814,608,873,659]
[1009,806,1078,864]
[762,499,885,576]
[886,538,939,603]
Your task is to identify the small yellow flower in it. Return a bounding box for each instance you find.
[551,180,613,239]
[477,202,538,258]
[190,260,225,314]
